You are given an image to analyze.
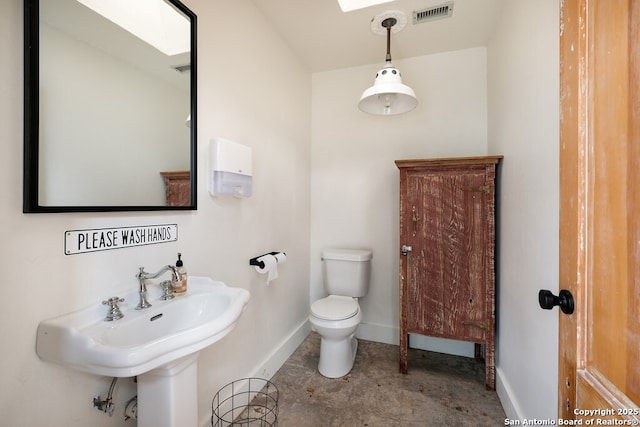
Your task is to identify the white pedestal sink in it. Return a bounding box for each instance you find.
[36,277,250,427]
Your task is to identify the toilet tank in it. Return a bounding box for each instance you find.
[321,248,372,298]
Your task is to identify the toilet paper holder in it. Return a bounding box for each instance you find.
[249,252,286,269]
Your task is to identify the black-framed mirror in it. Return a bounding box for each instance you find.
[24,0,197,213]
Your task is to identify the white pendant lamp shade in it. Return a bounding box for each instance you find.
[358,64,417,115]
[359,12,417,116]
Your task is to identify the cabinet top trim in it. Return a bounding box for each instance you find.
[160,171,191,179]
[395,155,503,169]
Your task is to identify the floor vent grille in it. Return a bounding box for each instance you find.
[413,1,454,24]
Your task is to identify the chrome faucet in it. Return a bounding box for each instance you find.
[135,265,182,310]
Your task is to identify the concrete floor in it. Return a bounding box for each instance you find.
[267,332,506,426]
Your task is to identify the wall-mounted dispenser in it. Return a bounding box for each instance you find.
[209,138,252,198]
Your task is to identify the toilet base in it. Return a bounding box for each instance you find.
[318,334,358,378]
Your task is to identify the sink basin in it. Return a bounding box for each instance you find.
[36,276,250,377]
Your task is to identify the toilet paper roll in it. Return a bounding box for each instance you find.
[254,254,278,284]
[274,252,287,264]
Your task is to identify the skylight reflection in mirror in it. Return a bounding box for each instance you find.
[76,0,190,55]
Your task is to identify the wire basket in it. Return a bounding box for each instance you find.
[211,378,279,427]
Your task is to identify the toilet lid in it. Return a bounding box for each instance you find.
[311,295,359,321]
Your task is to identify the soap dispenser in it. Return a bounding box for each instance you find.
[173,253,188,295]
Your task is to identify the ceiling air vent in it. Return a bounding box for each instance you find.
[172,64,191,73]
[413,1,454,25]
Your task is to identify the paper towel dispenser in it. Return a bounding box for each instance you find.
[209,138,252,197]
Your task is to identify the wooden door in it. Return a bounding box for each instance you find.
[559,0,640,421]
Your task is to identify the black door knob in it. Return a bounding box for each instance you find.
[538,289,575,315]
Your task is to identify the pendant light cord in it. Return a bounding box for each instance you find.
[386,26,392,62]
[381,17,397,63]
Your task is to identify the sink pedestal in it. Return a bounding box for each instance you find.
[137,353,200,427]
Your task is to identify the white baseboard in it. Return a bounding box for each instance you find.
[248,319,312,380]
[357,321,474,358]
[409,335,475,358]
[496,366,522,422]
[356,321,398,345]
[200,320,312,427]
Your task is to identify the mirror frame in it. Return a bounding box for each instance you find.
[23,0,197,213]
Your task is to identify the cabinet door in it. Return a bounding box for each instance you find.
[403,167,489,342]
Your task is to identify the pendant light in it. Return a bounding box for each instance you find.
[358,11,417,115]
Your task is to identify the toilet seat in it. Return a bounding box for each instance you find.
[311,295,359,321]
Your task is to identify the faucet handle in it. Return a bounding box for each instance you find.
[159,280,175,301]
[102,297,124,304]
[102,297,125,321]
[137,267,146,278]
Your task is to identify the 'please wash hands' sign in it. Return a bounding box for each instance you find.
[65,224,177,255]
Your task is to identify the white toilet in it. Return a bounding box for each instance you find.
[309,248,372,378]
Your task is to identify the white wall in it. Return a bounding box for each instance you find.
[0,0,310,426]
[487,0,560,420]
[311,47,488,352]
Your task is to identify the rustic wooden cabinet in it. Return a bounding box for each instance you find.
[395,156,502,390]
[160,171,191,206]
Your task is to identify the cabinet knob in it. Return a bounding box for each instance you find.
[538,289,574,315]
